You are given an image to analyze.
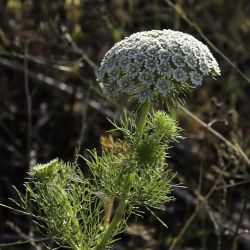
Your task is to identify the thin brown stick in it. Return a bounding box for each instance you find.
[0,51,73,72]
[173,0,183,30]
[0,57,117,120]
[62,26,98,72]
[78,91,90,148]
[24,43,32,170]
[197,128,208,198]
[6,221,42,250]
[215,180,250,190]
[232,196,249,241]
[169,165,224,250]
[179,106,250,166]
[169,208,198,250]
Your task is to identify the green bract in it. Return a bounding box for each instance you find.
[29,158,61,180]
[135,136,166,169]
[97,29,220,102]
[152,111,180,141]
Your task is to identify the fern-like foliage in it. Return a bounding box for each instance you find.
[85,109,180,208]
[12,159,116,250]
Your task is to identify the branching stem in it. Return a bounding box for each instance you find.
[69,239,81,250]
[95,102,151,250]
[95,197,127,250]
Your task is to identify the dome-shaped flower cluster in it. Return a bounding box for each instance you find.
[97,29,220,102]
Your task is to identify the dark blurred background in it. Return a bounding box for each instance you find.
[0,0,250,249]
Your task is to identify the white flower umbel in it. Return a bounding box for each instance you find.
[97,29,220,102]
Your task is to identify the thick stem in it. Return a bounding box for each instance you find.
[69,239,81,250]
[136,102,151,141]
[95,102,151,250]
[95,198,127,250]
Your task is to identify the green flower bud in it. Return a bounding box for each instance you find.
[29,158,65,181]
[152,111,180,141]
[135,136,166,169]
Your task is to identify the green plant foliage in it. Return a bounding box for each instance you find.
[85,148,130,199]
[135,136,166,169]
[1,22,221,249]
[85,109,177,208]
[150,111,181,141]
[127,168,175,207]
[16,159,113,250]
[30,158,70,181]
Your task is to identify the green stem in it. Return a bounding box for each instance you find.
[60,189,83,250]
[95,102,151,250]
[95,197,127,250]
[136,102,151,141]
[69,239,81,250]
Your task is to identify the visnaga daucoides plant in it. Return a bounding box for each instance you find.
[4,29,220,250]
